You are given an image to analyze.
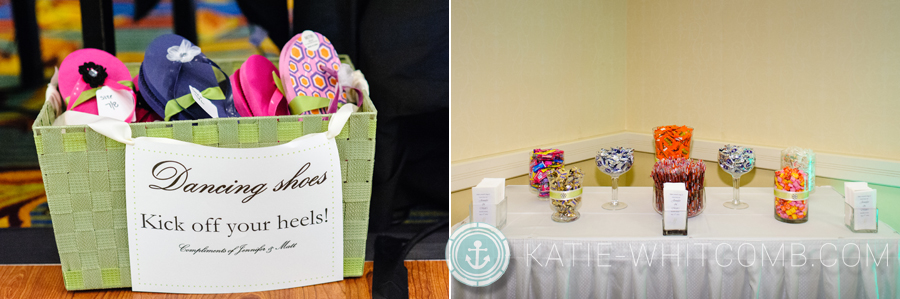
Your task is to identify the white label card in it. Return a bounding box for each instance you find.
[126,133,343,293]
[854,191,876,209]
[96,86,135,122]
[189,85,219,118]
[473,203,495,225]
[301,30,321,52]
[472,189,493,205]
[664,189,688,212]
[663,184,688,230]
[854,208,877,230]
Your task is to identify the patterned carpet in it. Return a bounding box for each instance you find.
[0,87,47,229]
[0,169,49,228]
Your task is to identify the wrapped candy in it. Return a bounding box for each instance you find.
[596,147,634,210]
[596,147,634,175]
[529,149,564,198]
[548,167,583,191]
[718,145,755,175]
[653,125,693,160]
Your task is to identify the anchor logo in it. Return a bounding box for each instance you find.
[465,240,491,269]
[447,223,509,287]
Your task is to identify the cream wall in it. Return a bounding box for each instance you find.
[625,0,900,160]
[452,0,900,163]
[451,0,900,228]
[451,0,628,162]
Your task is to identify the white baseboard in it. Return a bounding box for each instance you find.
[451,132,900,191]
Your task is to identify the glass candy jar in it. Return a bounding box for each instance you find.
[773,147,814,223]
[651,158,707,218]
[529,148,564,199]
[653,125,693,161]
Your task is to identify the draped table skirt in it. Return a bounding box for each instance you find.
[451,186,899,299]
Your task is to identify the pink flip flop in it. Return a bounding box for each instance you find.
[231,55,288,117]
[59,48,136,122]
[230,65,251,116]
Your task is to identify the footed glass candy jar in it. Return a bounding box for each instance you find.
[595,147,633,210]
[718,145,755,209]
[548,167,583,223]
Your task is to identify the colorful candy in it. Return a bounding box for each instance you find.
[774,147,815,223]
[781,147,816,193]
[774,166,809,222]
[651,158,706,217]
[529,149,564,197]
[596,147,634,175]
[653,125,693,160]
[718,145,755,175]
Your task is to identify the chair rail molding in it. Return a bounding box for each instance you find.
[451,132,900,191]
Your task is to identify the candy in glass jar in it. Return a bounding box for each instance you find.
[651,158,706,217]
[774,147,814,223]
[548,167,583,223]
[653,125,693,160]
[529,148,564,198]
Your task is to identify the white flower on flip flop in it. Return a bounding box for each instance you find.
[166,39,202,63]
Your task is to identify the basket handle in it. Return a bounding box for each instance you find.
[325,103,355,139]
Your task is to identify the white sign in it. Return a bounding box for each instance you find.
[663,183,688,231]
[125,133,343,293]
[844,182,877,231]
[471,178,504,226]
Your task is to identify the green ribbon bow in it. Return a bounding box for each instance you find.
[288,96,331,115]
[774,189,810,201]
[549,188,583,200]
[66,80,135,109]
[164,86,226,121]
[271,73,330,114]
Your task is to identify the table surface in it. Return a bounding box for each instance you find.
[0,261,449,299]
[500,185,900,240]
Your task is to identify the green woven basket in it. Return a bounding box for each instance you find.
[32,55,376,290]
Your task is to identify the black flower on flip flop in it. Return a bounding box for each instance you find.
[78,62,108,88]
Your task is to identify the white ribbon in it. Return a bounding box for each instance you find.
[88,117,136,145]
[46,67,62,113]
[326,104,355,139]
[337,62,371,107]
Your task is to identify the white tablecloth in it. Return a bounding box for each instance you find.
[451,186,900,299]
